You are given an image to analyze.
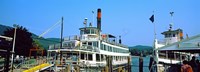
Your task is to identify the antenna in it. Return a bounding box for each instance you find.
[119,36,121,44]
[92,10,94,26]
[169,24,173,31]
[83,18,88,27]
[169,12,174,29]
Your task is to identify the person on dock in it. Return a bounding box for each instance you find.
[181,60,193,72]
[196,59,200,72]
[189,56,197,72]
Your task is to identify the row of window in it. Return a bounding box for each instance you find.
[80,53,128,61]
[100,43,129,53]
[165,33,176,38]
[80,28,99,35]
[82,41,98,47]
[81,41,129,53]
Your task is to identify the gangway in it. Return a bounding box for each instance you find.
[23,63,53,72]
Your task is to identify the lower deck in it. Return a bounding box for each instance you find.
[48,50,130,67]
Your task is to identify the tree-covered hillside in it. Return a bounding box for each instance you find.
[0,24,60,50]
[129,45,153,56]
[0,24,12,35]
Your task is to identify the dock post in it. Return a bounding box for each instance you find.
[75,65,80,72]
[105,66,109,72]
[106,56,113,72]
[65,64,70,72]
[109,56,113,72]
[101,67,105,72]
[122,67,125,72]
[128,56,131,72]
[139,56,143,72]
[118,67,122,72]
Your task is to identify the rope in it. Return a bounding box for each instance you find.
[39,20,61,38]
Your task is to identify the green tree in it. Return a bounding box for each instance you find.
[33,39,43,48]
[33,39,45,56]
[3,25,33,57]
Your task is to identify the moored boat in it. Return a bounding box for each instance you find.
[47,8,130,71]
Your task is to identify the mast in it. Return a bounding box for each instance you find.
[92,10,94,26]
[169,12,174,31]
[60,17,64,64]
[170,12,174,24]
[150,11,158,72]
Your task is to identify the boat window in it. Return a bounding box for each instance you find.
[110,47,113,52]
[93,42,98,47]
[88,42,92,46]
[104,45,106,50]
[106,46,108,51]
[94,30,97,34]
[81,53,84,59]
[96,42,99,47]
[101,44,103,50]
[80,31,84,35]
[169,33,171,37]
[110,46,112,51]
[82,42,86,45]
[88,54,92,60]
[96,54,100,61]
[101,55,104,61]
[173,34,176,37]
[84,29,90,34]
[107,46,110,51]
[91,29,95,34]
[113,47,116,52]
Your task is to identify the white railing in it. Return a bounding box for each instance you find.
[102,40,128,48]
[79,44,99,52]
[64,35,80,41]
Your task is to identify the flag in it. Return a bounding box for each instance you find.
[149,15,154,23]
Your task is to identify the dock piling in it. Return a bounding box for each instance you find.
[139,56,143,72]
[128,56,131,72]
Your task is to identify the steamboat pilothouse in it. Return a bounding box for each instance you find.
[47,9,130,69]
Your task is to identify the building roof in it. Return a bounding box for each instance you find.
[157,34,200,53]
[79,27,99,30]
[161,28,182,35]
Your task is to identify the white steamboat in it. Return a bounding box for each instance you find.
[47,8,130,71]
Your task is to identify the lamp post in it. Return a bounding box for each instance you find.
[11,24,17,72]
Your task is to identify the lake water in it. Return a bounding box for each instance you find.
[131,56,150,72]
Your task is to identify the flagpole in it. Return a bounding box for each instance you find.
[92,10,94,25]
[153,11,156,39]
[154,22,158,72]
[170,12,174,25]
[153,21,156,39]
[150,11,158,72]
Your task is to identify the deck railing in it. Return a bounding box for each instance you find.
[102,40,128,48]
[64,35,80,41]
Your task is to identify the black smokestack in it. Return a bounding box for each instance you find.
[97,8,101,30]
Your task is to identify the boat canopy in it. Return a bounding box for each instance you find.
[157,34,200,53]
